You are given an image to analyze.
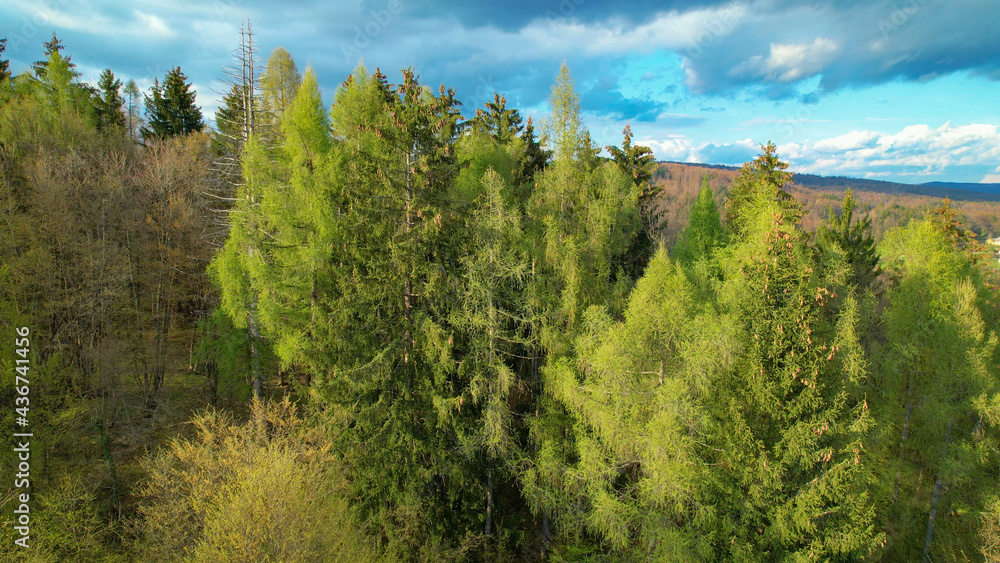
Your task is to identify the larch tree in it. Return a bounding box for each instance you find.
[259,46,302,138]
[873,218,1000,561]
[522,62,644,553]
[123,79,143,140]
[674,176,726,264]
[536,248,714,559]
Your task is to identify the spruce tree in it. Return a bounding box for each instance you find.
[32,32,78,79]
[705,192,882,560]
[608,124,660,278]
[320,64,490,557]
[143,67,204,138]
[469,92,523,143]
[817,189,880,291]
[93,68,125,131]
[725,141,794,237]
[0,36,10,83]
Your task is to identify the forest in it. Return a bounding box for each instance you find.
[1,31,999,562]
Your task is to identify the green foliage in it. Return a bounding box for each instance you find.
[528,249,710,558]
[138,399,376,562]
[725,141,795,238]
[31,33,78,80]
[705,198,883,560]
[674,176,727,264]
[93,68,125,131]
[143,67,204,138]
[0,35,10,83]
[469,92,523,144]
[872,218,1000,561]
[817,189,880,291]
[260,46,302,128]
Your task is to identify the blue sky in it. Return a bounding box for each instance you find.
[3,0,999,183]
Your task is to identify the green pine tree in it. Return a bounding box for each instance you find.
[725,141,794,238]
[143,66,204,138]
[675,176,727,264]
[93,68,125,131]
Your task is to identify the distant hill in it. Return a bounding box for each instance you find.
[659,161,1000,203]
[651,162,1000,243]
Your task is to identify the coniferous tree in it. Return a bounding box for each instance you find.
[705,190,882,560]
[0,36,10,83]
[873,218,1000,561]
[259,46,301,131]
[538,248,712,558]
[213,83,249,156]
[523,63,643,553]
[725,141,794,237]
[36,48,92,119]
[817,189,880,292]
[143,67,204,138]
[32,32,78,79]
[675,176,726,263]
[318,65,490,557]
[469,92,523,143]
[608,124,660,278]
[123,79,142,140]
[93,68,125,131]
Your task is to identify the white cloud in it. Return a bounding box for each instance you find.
[781,122,1000,178]
[420,1,752,64]
[813,130,879,152]
[730,37,839,82]
[640,135,699,162]
[132,10,174,39]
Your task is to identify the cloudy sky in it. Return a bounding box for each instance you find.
[3,0,999,183]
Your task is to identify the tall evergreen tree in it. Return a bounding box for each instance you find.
[675,176,726,263]
[705,195,882,560]
[32,32,78,79]
[469,92,523,143]
[817,189,880,291]
[608,124,660,277]
[873,218,1000,561]
[317,64,495,557]
[725,141,794,237]
[0,35,10,83]
[143,67,204,138]
[93,68,125,131]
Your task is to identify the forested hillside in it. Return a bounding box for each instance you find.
[1,34,999,562]
[653,161,1000,245]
